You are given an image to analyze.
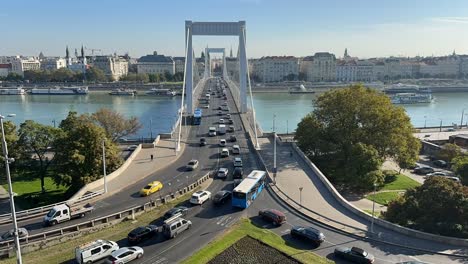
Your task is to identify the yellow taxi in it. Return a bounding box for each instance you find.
[140,181,163,196]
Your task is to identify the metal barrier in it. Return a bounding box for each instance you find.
[0,173,212,258]
[0,190,104,225]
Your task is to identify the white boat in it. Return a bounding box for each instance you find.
[30,86,88,95]
[390,93,433,104]
[109,88,136,96]
[0,87,26,95]
[145,88,176,96]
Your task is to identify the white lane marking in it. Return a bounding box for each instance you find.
[216,215,229,225]
[322,240,337,246]
[220,216,232,226]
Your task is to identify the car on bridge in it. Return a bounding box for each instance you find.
[221,148,230,157]
[219,139,227,147]
[105,246,144,264]
[334,246,375,264]
[140,181,163,196]
[199,137,207,146]
[190,190,212,205]
[290,226,325,246]
[0,228,28,242]
[219,118,225,124]
[217,168,229,179]
[233,167,243,179]
[186,159,199,171]
[233,157,243,167]
[213,190,232,205]
[229,135,237,142]
[127,225,158,245]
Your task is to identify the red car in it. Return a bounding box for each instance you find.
[258,209,286,226]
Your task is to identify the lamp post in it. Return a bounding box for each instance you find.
[1,113,22,264]
[149,118,153,140]
[371,182,377,234]
[439,119,443,132]
[286,120,289,135]
[423,115,427,128]
[299,187,303,206]
[102,139,107,194]
[273,114,277,183]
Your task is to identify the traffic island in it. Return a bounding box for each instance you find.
[182,219,332,264]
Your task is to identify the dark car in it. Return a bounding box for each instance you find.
[218,106,222,110]
[334,246,375,264]
[228,119,234,124]
[290,226,325,246]
[233,179,242,187]
[258,209,286,226]
[163,206,188,219]
[229,135,237,142]
[213,190,232,205]
[200,137,207,146]
[127,225,158,245]
[233,167,243,179]
[413,166,435,175]
[433,160,447,168]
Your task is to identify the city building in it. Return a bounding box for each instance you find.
[92,55,128,80]
[0,64,10,77]
[173,57,185,73]
[300,52,336,82]
[40,57,67,70]
[225,57,238,80]
[250,56,299,82]
[137,52,175,75]
[10,57,41,76]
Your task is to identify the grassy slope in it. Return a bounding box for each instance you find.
[182,219,332,264]
[367,191,401,206]
[381,173,421,191]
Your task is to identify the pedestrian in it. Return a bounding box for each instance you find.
[150,154,154,161]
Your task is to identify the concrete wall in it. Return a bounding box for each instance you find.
[291,142,468,247]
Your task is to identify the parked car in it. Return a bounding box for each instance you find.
[219,139,227,147]
[229,135,237,142]
[213,190,232,205]
[446,176,461,182]
[290,226,325,246]
[425,172,448,177]
[334,246,375,264]
[190,190,212,205]
[217,168,229,179]
[186,159,199,171]
[163,206,188,219]
[105,246,144,264]
[433,160,448,168]
[0,228,28,242]
[413,166,435,175]
[233,167,243,179]
[233,157,243,167]
[139,181,163,197]
[258,209,286,226]
[199,137,207,146]
[127,225,158,245]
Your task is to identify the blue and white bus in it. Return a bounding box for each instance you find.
[193,108,202,125]
[232,170,267,209]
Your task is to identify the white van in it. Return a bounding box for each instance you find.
[75,239,119,264]
[162,214,192,239]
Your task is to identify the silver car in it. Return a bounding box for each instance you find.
[0,228,28,241]
[105,247,144,263]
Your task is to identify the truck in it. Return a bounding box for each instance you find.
[43,203,94,226]
[218,124,226,135]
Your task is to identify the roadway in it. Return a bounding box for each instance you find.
[1,77,466,263]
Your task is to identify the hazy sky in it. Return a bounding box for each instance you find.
[3,0,468,59]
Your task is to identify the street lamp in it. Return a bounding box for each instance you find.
[370,182,377,234]
[273,114,277,183]
[461,109,467,129]
[0,113,22,264]
[423,115,427,128]
[439,119,443,132]
[102,139,108,194]
[299,187,303,207]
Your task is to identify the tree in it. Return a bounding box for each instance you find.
[0,121,19,165]
[295,84,420,191]
[5,73,23,82]
[437,143,462,163]
[86,67,108,82]
[17,120,61,192]
[53,112,122,193]
[91,108,142,142]
[452,155,468,185]
[384,177,468,238]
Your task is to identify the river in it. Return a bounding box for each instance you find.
[1,91,467,137]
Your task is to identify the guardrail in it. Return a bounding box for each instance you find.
[0,173,212,259]
[0,190,104,225]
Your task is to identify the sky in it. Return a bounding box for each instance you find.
[2,0,468,59]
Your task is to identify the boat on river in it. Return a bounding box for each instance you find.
[145,88,176,96]
[0,87,26,95]
[109,88,137,96]
[30,86,88,95]
[390,92,433,104]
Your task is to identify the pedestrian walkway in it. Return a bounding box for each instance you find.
[256,137,370,234]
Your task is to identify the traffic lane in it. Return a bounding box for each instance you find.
[246,187,465,264]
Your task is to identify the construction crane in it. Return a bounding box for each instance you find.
[84,47,102,56]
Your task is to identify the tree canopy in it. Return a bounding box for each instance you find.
[0,120,19,163]
[91,108,142,142]
[295,84,420,191]
[452,155,468,185]
[384,177,468,238]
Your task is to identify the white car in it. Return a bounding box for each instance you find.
[233,157,243,167]
[190,190,212,205]
[220,148,230,157]
[219,139,226,147]
[186,159,199,171]
[105,246,144,264]
[425,172,448,177]
[232,145,240,154]
[219,118,225,124]
[217,168,229,179]
[204,104,210,109]
[0,228,28,241]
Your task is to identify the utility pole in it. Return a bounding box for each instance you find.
[273,114,277,183]
[1,114,22,264]
[461,109,466,128]
[102,139,107,193]
[371,183,377,234]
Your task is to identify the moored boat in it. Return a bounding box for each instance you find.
[0,87,26,95]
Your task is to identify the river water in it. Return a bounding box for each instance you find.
[1,92,467,137]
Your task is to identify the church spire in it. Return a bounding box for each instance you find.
[344,48,349,58]
[66,46,70,59]
[230,46,233,57]
[81,45,85,59]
